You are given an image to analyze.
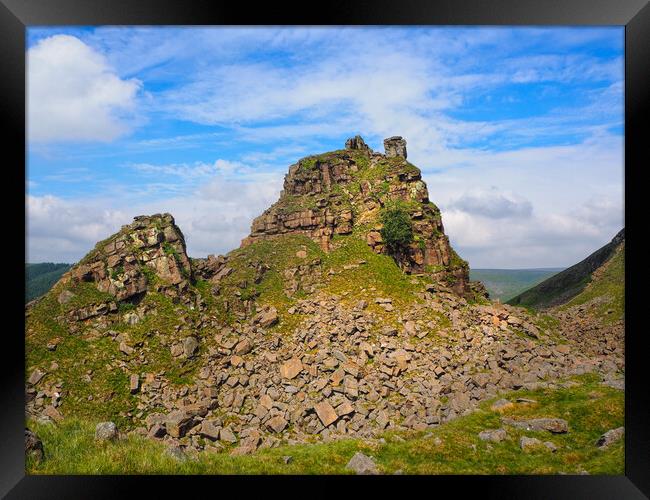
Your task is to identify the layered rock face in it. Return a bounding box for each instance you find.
[59,213,192,304]
[241,136,472,295]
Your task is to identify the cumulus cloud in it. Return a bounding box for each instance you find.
[446,188,533,219]
[442,194,623,269]
[26,195,128,262]
[26,159,283,263]
[28,35,141,143]
[141,173,283,256]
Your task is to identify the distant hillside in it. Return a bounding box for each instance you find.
[507,229,624,310]
[470,268,564,302]
[25,263,71,303]
[559,240,624,324]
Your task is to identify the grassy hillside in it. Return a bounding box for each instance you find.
[27,373,623,475]
[507,229,624,310]
[560,243,624,324]
[470,268,564,302]
[25,263,71,303]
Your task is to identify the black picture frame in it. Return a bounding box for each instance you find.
[2,1,648,498]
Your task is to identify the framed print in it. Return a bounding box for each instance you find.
[2,0,648,498]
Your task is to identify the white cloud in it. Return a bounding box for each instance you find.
[447,188,533,219]
[28,35,141,143]
[26,134,623,268]
[430,134,623,268]
[27,195,128,262]
[26,159,283,263]
[442,191,623,269]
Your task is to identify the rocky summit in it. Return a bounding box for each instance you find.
[241,135,476,296]
[25,136,624,460]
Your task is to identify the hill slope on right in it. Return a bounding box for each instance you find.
[507,229,624,312]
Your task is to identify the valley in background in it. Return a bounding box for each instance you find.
[469,268,565,303]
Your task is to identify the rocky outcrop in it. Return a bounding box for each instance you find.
[383,136,407,159]
[58,213,192,305]
[241,136,472,295]
[345,135,372,152]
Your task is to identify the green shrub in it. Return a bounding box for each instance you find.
[380,205,414,253]
[111,265,125,280]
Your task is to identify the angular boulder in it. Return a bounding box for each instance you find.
[314,401,338,427]
[95,422,118,441]
[478,428,507,442]
[280,358,303,380]
[165,411,195,438]
[596,427,624,448]
[346,452,379,475]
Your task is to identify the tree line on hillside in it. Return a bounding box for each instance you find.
[25,263,71,303]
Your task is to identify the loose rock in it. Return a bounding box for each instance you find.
[95,422,118,441]
[596,427,624,448]
[314,401,338,427]
[478,429,507,442]
[346,452,379,475]
[25,428,44,463]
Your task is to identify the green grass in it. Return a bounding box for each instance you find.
[61,281,115,312]
[216,230,432,338]
[218,234,324,309]
[322,231,425,309]
[26,276,207,427]
[561,245,624,324]
[507,235,623,311]
[26,283,137,427]
[274,194,320,214]
[27,373,623,475]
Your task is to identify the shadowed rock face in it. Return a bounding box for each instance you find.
[241,136,471,295]
[59,213,192,303]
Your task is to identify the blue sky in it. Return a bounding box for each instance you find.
[26,26,624,267]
